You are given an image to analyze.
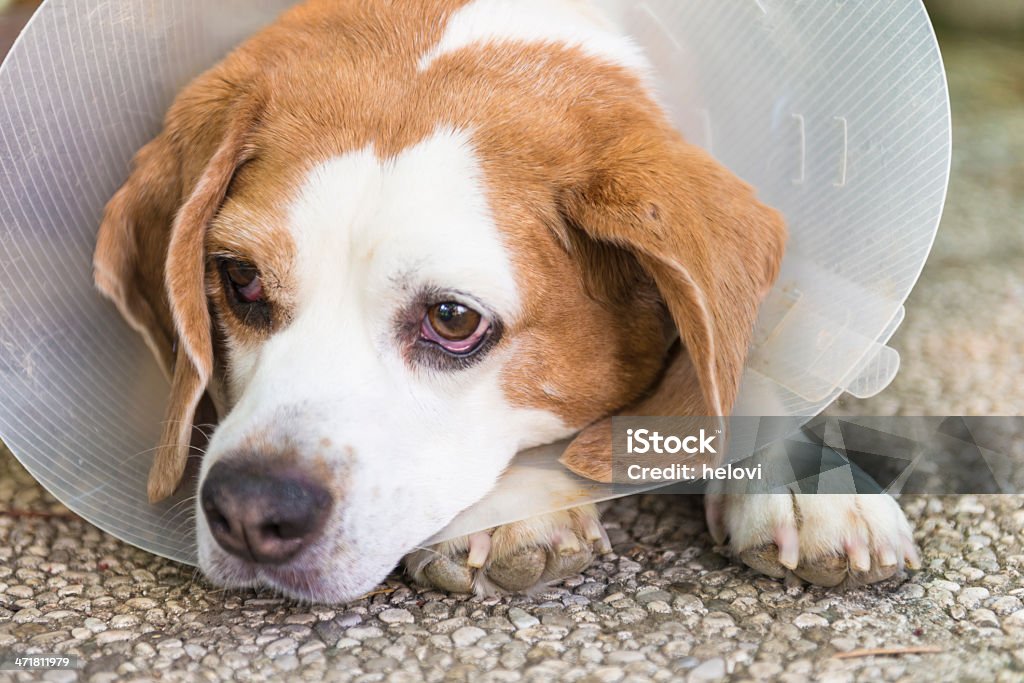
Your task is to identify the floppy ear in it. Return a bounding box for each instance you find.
[558,128,786,482]
[94,82,259,503]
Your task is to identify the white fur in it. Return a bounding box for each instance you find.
[419,0,652,79]
[196,129,574,602]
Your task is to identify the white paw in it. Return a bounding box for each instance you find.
[706,493,921,587]
[404,505,610,596]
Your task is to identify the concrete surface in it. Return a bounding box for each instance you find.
[1,22,1023,683]
[926,0,1024,33]
[0,2,34,59]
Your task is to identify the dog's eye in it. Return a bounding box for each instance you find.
[221,259,264,304]
[422,302,489,354]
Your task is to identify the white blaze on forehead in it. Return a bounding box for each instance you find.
[287,128,520,319]
[419,0,651,77]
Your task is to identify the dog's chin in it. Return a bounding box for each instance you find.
[261,565,389,604]
[198,540,400,604]
[200,554,397,604]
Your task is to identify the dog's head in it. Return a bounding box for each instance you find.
[94,0,785,602]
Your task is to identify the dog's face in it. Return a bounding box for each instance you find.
[94,0,785,602]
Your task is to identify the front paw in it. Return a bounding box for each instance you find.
[706,493,921,587]
[404,505,610,596]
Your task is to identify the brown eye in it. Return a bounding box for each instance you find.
[422,302,488,354]
[220,259,264,304]
[428,303,481,340]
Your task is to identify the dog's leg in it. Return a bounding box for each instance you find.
[706,493,921,586]
[404,505,610,596]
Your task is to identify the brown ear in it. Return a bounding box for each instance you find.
[559,129,786,482]
[94,80,259,502]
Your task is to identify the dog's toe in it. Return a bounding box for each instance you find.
[737,544,788,579]
[543,539,594,583]
[709,493,920,588]
[486,547,547,591]
[420,552,476,593]
[404,505,608,596]
[793,554,850,587]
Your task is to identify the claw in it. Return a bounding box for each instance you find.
[775,524,800,570]
[467,532,492,568]
[705,494,727,544]
[904,543,921,570]
[595,525,612,554]
[583,517,612,554]
[879,545,898,569]
[553,529,581,555]
[844,538,871,573]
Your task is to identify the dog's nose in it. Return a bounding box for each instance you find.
[200,461,333,564]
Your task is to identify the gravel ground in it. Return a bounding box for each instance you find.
[2,23,1024,683]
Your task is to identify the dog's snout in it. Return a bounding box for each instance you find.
[200,460,333,565]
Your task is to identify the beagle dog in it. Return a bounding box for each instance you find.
[94,0,919,602]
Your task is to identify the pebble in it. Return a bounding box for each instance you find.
[264,637,297,657]
[109,614,140,629]
[605,650,646,665]
[284,613,317,625]
[689,658,726,681]
[134,642,156,657]
[591,667,625,682]
[635,590,672,605]
[971,609,1000,628]
[274,654,300,671]
[378,608,415,624]
[793,613,829,629]
[451,626,486,647]
[958,587,991,609]
[1005,610,1024,629]
[507,608,539,629]
[5,585,34,599]
[646,600,672,615]
[83,617,107,633]
[314,613,359,645]
[95,629,136,646]
[930,579,961,593]
[124,597,158,610]
[897,583,926,599]
[990,596,1023,615]
[346,626,384,641]
[431,617,469,634]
